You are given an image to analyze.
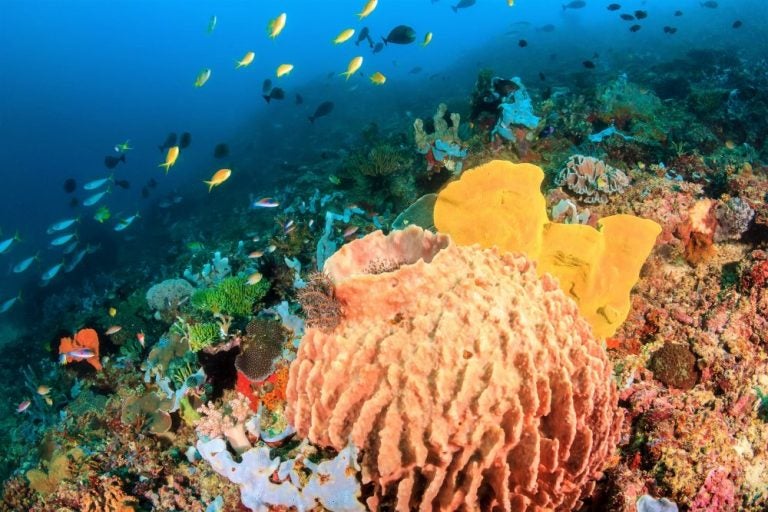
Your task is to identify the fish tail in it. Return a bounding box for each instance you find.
[263,95,271,103]
[381,36,388,46]
[158,162,171,173]
[451,6,458,12]
[308,116,315,124]
[204,180,214,192]
[119,153,126,163]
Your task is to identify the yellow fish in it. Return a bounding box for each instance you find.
[159,146,180,174]
[267,12,287,39]
[204,168,232,192]
[333,28,355,44]
[246,272,263,285]
[276,63,294,77]
[357,0,378,19]
[108,307,117,317]
[236,51,255,68]
[369,71,386,85]
[341,56,363,80]
[194,68,211,87]
[422,32,433,47]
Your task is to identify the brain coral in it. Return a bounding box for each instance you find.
[286,226,623,512]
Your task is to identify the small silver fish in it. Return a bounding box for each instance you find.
[47,217,79,233]
[0,293,21,314]
[50,232,77,246]
[42,262,65,281]
[83,176,112,190]
[83,188,110,206]
[13,254,38,273]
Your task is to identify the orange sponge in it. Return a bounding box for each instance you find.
[434,160,660,338]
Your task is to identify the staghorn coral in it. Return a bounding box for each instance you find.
[287,226,623,512]
[556,154,630,204]
[296,272,343,332]
[187,322,221,352]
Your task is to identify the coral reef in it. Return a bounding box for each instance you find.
[197,438,364,511]
[434,160,660,338]
[196,392,254,454]
[145,278,194,313]
[287,226,622,511]
[187,322,222,352]
[556,155,630,204]
[413,103,468,174]
[295,271,343,332]
[234,318,286,382]
[58,328,101,371]
[191,275,269,317]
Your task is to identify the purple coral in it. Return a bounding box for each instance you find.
[556,154,630,204]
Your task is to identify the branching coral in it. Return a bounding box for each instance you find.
[196,392,254,454]
[191,275,269,317]
[186,322,221,352]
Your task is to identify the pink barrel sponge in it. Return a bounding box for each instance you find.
[286,226,623,511]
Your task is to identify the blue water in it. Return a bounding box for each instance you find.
[0,0,764,337]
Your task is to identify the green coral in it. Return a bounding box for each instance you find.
[188,322,221,352]
[191,275,269,317]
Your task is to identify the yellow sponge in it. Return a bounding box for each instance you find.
[434,159,660,338]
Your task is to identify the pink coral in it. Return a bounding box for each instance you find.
[195,393,253,454]
[286,226,623,512]
[690,467,736,512]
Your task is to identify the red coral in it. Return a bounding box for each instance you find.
[235,370,259,412]
[741,259,768,291]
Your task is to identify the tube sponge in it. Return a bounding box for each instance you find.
[434,159,660,338]
[287,226,622,511]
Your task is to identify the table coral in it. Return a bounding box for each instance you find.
[287,226,623,511]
